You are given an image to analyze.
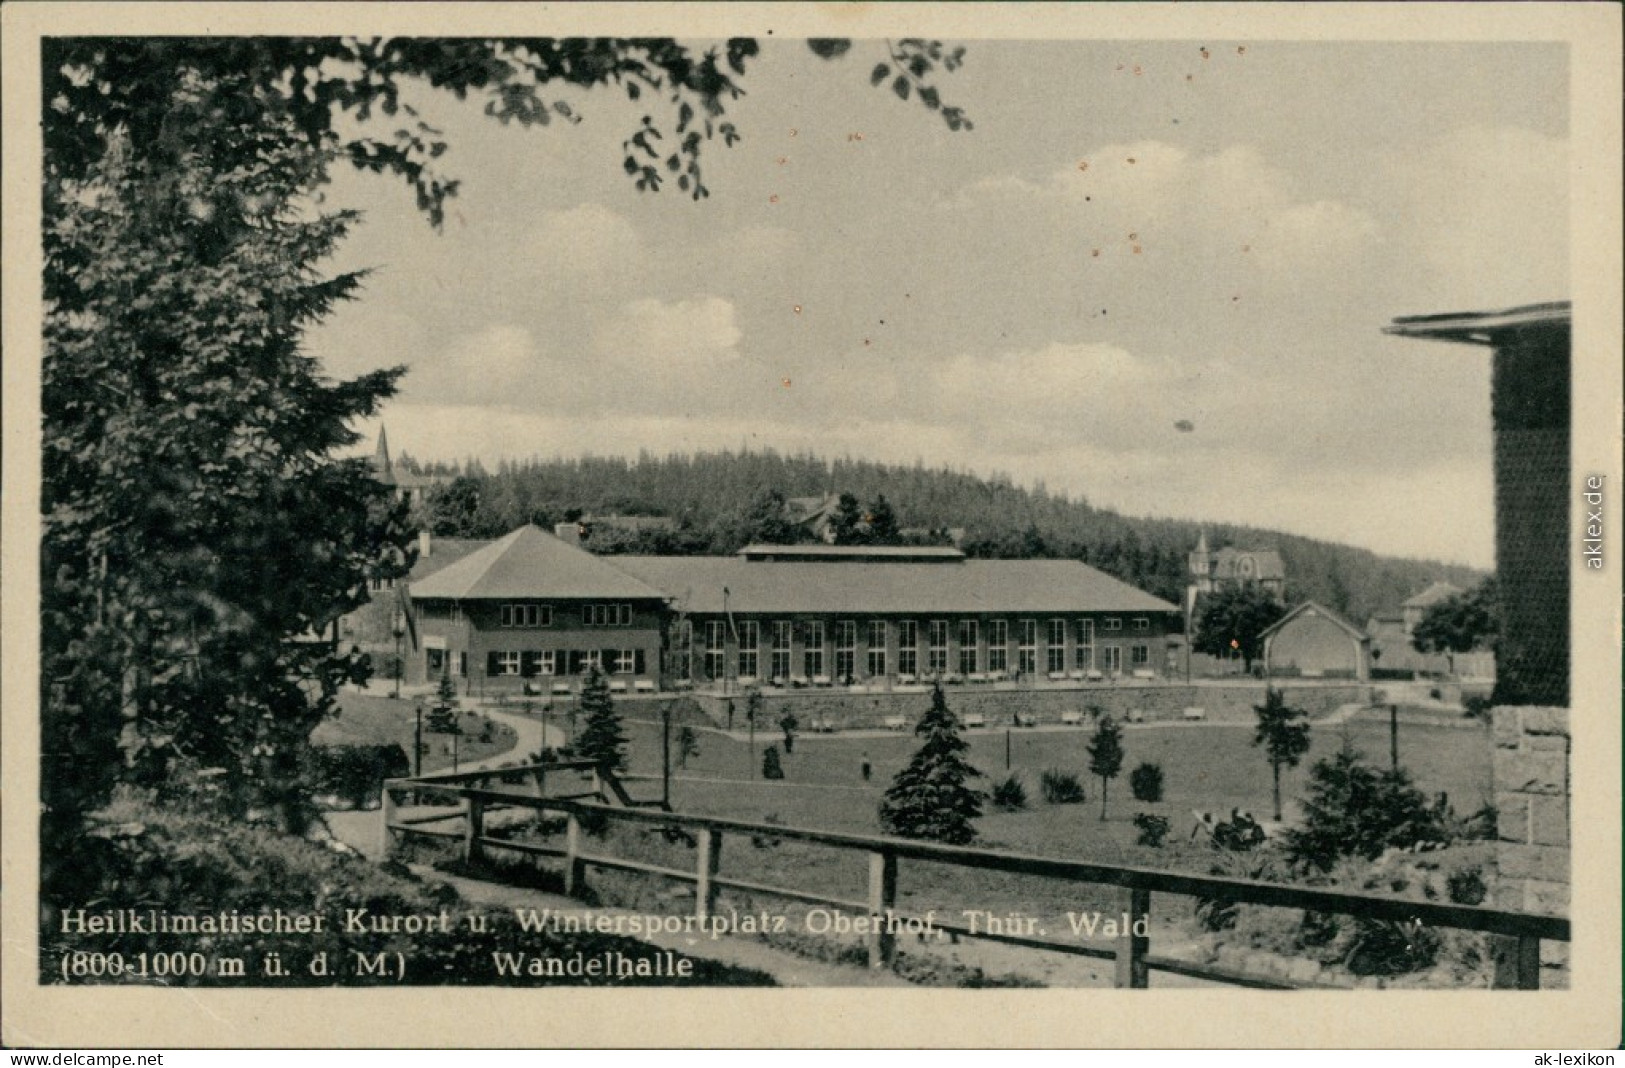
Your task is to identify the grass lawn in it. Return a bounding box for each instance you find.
[316,692,519,774]
[619,716,1494,837]
[551,711,1495,942]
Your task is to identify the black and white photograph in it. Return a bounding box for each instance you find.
[2,1,1620,1050]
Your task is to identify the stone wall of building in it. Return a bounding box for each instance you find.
[1491,705,1570,920]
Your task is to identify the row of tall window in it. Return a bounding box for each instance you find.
[484,648,645,676]
[693,618,1154,681]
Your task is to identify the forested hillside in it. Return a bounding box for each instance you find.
[400,449,1485,624]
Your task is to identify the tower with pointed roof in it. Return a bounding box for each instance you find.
[372,425,392,477]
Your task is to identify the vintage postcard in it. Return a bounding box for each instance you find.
[3,1,1620,1049]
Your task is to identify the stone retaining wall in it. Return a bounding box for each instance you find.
[688,682,1370,731]
[1491,705,1570,916]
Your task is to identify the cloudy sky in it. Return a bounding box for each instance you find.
[309,37,1570,568]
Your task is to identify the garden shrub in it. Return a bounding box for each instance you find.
[990,773,1027,811]
[761,745,785,780]
[1194,848,1288,932]
[1209,810,1266,852]
[1446,865,1488,906]
[309,744,411,809]
[1298,910,1341,947]
[1202,851,1501,986]
[1039,769,1086,805]
[1129,762,1164,803]
[1132,812,1170,847]
[1346,916,1440,977]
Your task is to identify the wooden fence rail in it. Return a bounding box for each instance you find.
[381,765,1568,990]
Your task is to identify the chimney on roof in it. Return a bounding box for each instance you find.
[418,529,431,559]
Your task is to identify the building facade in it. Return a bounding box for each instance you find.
[405,530,1182,694]
[1260,601,1371,682]
[1187,532,1286,601]
[407,526,669,694]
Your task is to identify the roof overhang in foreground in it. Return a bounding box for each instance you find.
[1383,301,1571,346]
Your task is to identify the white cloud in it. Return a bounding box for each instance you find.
[933,342,1165,436]
[947,141,1378,281]
[591,297,743,369]
[527,203,642,278]
[398,324,543,406]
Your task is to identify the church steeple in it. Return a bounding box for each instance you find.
[1188,529,1212,587]
[373,426,392,476]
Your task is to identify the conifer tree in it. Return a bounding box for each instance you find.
[1086,715,1125,820]
[427,671,461,734]
[42,81,411,843]
[878,684,983,845]
[573,665,627,772]
[1252,688,1312,821]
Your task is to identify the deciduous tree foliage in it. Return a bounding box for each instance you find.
[878,684,983,844]
[1193,583,1286,672]
[1410,578,1500,672]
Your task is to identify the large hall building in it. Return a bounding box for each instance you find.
[402,526,1182,696]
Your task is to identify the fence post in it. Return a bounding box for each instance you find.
[380,780,399,860]
[1114,887,1150,989]
[867,849,898,969]
[1492,935,1543,990]
[564,811,587,896]
[696,829,723,921]
[463,794,485,866]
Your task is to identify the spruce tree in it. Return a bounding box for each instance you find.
[573,665,627,772]
[878,684,983,845]
[1086,715,1125,820]
[1252,687,1312,821]
[41,81,412,842]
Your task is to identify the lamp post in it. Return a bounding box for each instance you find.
[413,704,423,777]
[391,611,405,699]
[661,702,672,809]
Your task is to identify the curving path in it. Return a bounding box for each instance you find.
[455,706,567,773]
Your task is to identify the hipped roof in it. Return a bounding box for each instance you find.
[410,526,667,601]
